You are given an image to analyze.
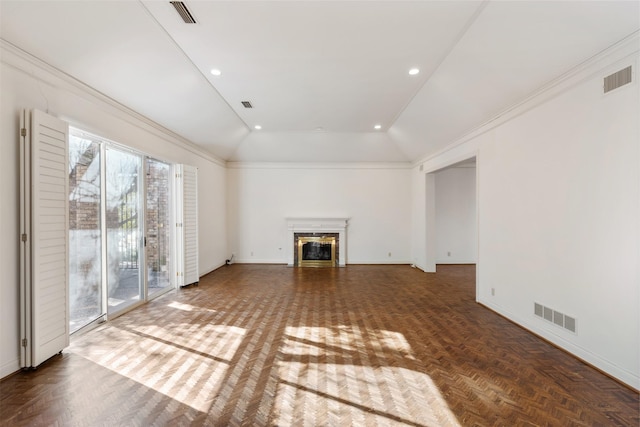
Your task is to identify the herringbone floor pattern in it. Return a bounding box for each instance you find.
[1,265,638,426]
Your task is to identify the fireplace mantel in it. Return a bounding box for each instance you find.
[286,217,349,266]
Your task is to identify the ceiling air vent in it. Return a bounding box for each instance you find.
[241,101,253,109]
[170,1,197,24]
[604,66,632,93]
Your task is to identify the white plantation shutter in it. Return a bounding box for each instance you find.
[182,165,199,285]
[175,164,199,286]
[20,109,69,368]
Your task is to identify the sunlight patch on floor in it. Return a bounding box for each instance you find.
[68,323,246,412]
[372,330,416,360]
[272,362,461,426]
[167,300,217,313]
[276,326,460,426]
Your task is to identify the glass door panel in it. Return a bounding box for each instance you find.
[105,148,142,314]
[69,135,103,333]
[146,158,172,298]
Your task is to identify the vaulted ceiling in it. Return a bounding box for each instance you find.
[1,1,638,163]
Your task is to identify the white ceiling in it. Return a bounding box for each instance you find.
[1,1,638,163]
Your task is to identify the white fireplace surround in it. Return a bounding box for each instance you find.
[286,217,349,267]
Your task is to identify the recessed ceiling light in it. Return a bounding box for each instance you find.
[409,68,420,75]
[374,124,382,130]
[210,69,222,76]
[254,125,262,130]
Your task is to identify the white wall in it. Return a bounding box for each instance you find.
[435,167,476,264]
[417,42,639,388]
[0,44,229,378]
[410,167,428,271]
[227,164,411,264]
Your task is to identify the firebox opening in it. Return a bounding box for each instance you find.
[297,236,337,267]
[303,241,332,261]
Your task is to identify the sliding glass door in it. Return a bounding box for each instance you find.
[69,135,104,333]
[105,147,143,315]
[146,158,172,298]
[69,130,175,330]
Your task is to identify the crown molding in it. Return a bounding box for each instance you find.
[0,38,226,167]
[414,30,640,169]
[226,161,412,170]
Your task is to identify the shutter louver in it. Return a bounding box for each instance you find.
[174,164,199,287]
[20,109,70,368]
[182,165,199,286]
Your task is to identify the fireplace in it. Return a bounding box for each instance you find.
[297,236,336,267]
[286,218,349,267]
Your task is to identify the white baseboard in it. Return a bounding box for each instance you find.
[1,358,20,380]
[436,260,476,264]
[233,259,286,264]
[234,259,412,266]
[478,298,639,391]
[199,261,227,277]
[346,260,411,265]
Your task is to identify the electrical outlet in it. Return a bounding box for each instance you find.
[388,252,391,257]
[491,288,495,296]
[251,251,254,256]
[447,251,451,257]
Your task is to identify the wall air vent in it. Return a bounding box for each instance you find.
[170,1,197,24]
[534,302,543,317]
[241,101,253,109]
[564,315,576,333]
[604,66,632,93]
[553,310,564,327]
[534,302,577,334]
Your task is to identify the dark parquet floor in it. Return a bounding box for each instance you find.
[1,264,638,426]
